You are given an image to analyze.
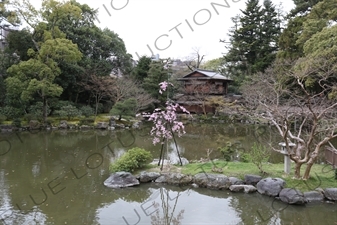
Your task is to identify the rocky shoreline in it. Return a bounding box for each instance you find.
[104,171,337,205]
[0,117,142,133]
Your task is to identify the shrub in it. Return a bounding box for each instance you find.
[0,106,23,120]
[109,98,136,120]
[28,102,50,118]
[0,114,7,124]
[218,142,235,161]
[55,105,82,120]
[109,147,153,173]
[12,118,21,127]
[80,106,95,117]
[241,142,270,174]
[24,113,38,122]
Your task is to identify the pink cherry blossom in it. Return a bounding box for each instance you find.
[143,83,190,145]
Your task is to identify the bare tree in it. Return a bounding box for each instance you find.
[113,77,155,113]
[81,74,115,117]
[184,47,206,71]
[242,58,337,179]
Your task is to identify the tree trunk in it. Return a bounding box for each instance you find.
[303,156,316,180]
[294,162,303,179]
[43,97,47,124]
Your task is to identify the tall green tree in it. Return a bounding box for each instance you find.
[5,0,82,122]
[143,59,172,103]
[223,0,281,86]
[38,0,132,103]
[131,55,152,82]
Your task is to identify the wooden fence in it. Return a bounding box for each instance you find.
[325,146,337,169]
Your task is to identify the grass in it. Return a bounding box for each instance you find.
[142,160,337,192]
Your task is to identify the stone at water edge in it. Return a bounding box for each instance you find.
[279,188,306,205]
[324,188,337,201]
[139,171,161,183]
[256,177,285,197]
[304,191,325,202]
[244,174,262,185]
[104,172,140,188]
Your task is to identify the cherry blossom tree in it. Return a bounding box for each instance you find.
[143,81,190,169]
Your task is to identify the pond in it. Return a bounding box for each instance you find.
[0,124,336,224]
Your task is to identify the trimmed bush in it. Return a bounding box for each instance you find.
[109,147,153,173]
[80,106,95,117]
[55,105,82,120]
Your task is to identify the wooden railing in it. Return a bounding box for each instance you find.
[325,146,337,169]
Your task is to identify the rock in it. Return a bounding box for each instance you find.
[104,172,140,188]
[244,174,262,185]
[155,173,193,185]
[29,120,40,130]
[193,173,231,189]
[324,188,337,201]
[229,185,257,193]
[96,122,108,129]
[191,183,199,188]
[279,188,306,205]
[139,171,161,183]
[108,126,115,130]
[59,120,68,129]
[109,117,116,126]
[229,177,244,185]
[256,177,285,197]
[80,125,93,130]
[304,191,325,202]
[132,121,141,129]
[169,157,189,166]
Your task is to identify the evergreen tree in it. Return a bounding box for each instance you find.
[131,55,152,82]
[258,0,281,71]
[142,59,171,104]
[223,0,281,86]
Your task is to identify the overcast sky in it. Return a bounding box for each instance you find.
[31,0,295,61]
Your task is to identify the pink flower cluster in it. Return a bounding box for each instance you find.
[159,81,171,94]
[144,82,190,145]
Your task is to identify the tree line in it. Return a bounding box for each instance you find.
[0,0,176,123]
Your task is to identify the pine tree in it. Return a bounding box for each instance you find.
[257,0,281,71]
[142,59,171,104]
[223,0,281,87]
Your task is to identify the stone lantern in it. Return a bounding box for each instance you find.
[279,142,295,174]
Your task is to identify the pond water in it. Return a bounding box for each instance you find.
[0,124,336,224]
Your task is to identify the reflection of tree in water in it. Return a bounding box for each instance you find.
[150,188,185,225]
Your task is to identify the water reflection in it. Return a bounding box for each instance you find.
[0,125,336,224]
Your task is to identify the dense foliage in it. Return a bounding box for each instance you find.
[109,147,153,173]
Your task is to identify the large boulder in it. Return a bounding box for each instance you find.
[96,122,108,129]
[193,173,231,189]
[256,177,285,197]
[29,120,40,130]
[59,120,68,129]
[139,171,161,183]
[244,174,262,185]
[324,188,337,201]
[155,173,193,185]
[229,185,257,193]
[304,191,325,202]
[279,188,306,205]
[104,172,140,188]
[229,177,244,185]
